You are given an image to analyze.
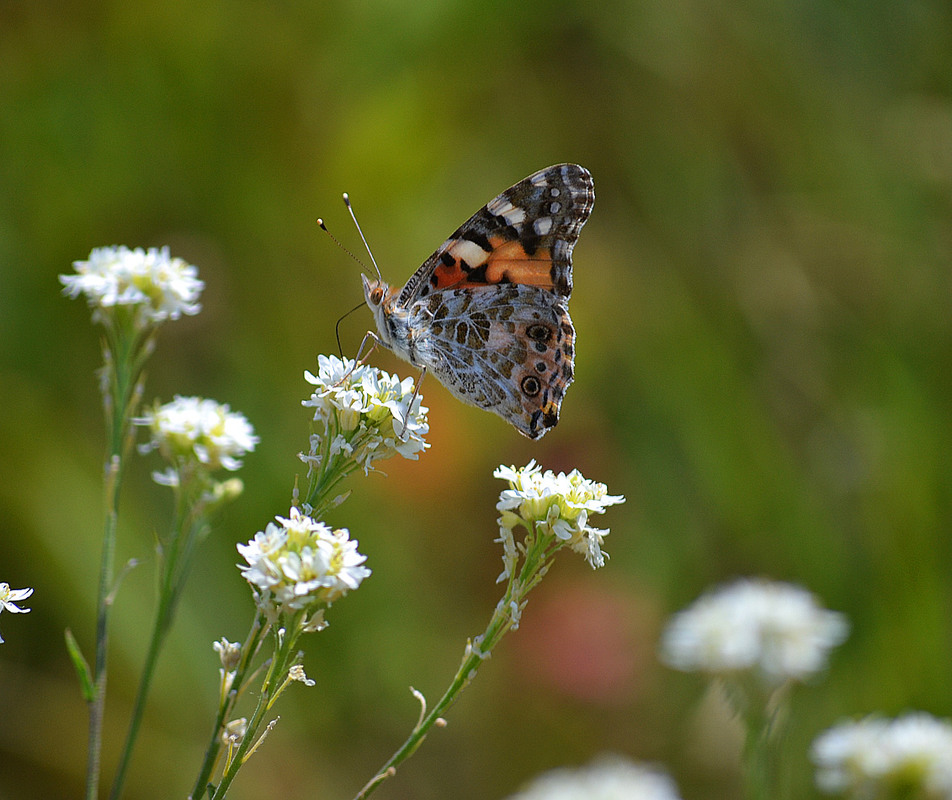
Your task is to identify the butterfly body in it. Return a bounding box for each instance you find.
[363,163,594,439]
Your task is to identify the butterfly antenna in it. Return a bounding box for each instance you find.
[335,300,368,357]
[343,193,383,280]
[317,217,369,271]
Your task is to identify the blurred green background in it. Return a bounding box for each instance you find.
[2,1,951,798]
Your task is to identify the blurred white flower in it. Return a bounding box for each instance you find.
[302,355,428,475]
[660,578,848,687]
[813,712,952,798]
[494,460,625,569]
[238,507,370,616]
[0,582,33,644]
[137,395,258,480]
[61,245,203,326]
[505,756,682,800]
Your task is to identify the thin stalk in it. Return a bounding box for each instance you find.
[745,688,789,800]
[303,416,342,510]
[189,614,267,800]
[351,542,543,800]
[209,621,301,800]
[352,634,498,800]
[85,324,145,800]
[108,476,202,800]
[739,684,788,800]
[107,590,171,800]
[85,461,120,800]
[744,716,770,800]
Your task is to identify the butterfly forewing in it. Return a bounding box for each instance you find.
[398,164,594,304]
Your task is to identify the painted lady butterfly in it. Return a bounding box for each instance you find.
[362,163,594,439]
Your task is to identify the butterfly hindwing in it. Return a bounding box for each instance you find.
[407,283,575,439]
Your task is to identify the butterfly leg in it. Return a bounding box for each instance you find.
[335,332,424,442]
[353,330,382,366]
[396,366,426,440]
[330,330,383,389]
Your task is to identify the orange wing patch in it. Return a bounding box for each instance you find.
[484,237,554,287]
[430,236,555,290]
[429,256,469,289]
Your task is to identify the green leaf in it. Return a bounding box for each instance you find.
[64,628,96,702]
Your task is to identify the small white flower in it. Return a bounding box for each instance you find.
[301,610,328,633]
[289,665,315,687]
[61,245,203,325]
[493,460,625,569]
[0,583,33,644]
[238,507,371,615]
[213,638,241,671]
[302,355,428,474]
[812,712,952,797]
[505,755,683,800]
[660,578,848,687]
[0,583,32,615]
[222,717,247,746]
[137,396,258,476]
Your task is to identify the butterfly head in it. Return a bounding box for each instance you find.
[361,274,388,307]
[362,274,403,351]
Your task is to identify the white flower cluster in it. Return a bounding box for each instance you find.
[812,713,952,798]
[0,582,33,644]
[660,578,849,687]
[238,508,371,616]
[302,355,428,474]
[137,396,258,482]
[494,460,625,569]
[60,245,203,325]
[505,756,683,800]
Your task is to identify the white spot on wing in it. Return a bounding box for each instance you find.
[488,195,527,226]
[533,216,553,235]
[450,238,490,266]
[502,207,526,226]
[487,196,514,216]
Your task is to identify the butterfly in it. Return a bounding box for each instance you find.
[361,163,594,439]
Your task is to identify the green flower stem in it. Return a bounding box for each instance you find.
[352,525,555,800]
[302,414,404,517]
[85,322,150,800]
[109,473,210,800]
[209,617,304,800]
[86,461,119,800]
[308,465,358,518]
[302,416,360,516]
[744,711,770,800]
[189,613,267,800]
[735,682,788,800]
